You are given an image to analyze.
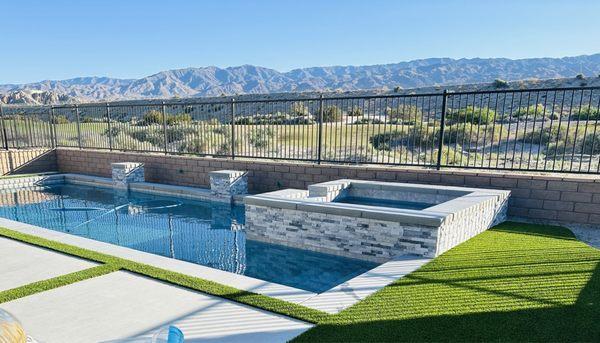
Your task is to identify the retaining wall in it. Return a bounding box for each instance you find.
[55,148,600,225]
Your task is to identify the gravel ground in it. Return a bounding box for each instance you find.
[509,217,600,250]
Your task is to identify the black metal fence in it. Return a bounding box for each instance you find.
[2,86,600,174]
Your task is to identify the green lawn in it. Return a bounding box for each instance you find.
[294,222,600,342]
[1,222,598,342]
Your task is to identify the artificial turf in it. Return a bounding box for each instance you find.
[293,222,600,342]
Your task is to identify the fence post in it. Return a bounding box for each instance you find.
[74,105,82,149]
[105,103,113,151]
[161,101,168,155]
[0,105,8,150]
[230,98,236,159]
[48,107,56,149]
[317,94,324,164]
[436,90,448,170]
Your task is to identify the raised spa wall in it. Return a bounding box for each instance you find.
[245,179,510,262]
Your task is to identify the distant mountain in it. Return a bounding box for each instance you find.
[1,54,599,104]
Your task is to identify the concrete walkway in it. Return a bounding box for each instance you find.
[1,271,312,343]
[0,237,97,291]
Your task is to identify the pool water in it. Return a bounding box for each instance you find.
[0,184,378,293]
[335,196,433,210]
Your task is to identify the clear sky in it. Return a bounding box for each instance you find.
[1,0,599,84]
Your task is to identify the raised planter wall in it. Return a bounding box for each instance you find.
[53,148,600,225]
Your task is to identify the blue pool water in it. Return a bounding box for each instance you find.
[0,184,378,293]
[335,196,433,210]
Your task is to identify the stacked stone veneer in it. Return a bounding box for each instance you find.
[245,180,509,262]
[209,170,248,202]
[55,148,600,225]
[111,162,144,189]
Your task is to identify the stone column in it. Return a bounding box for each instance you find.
[111,162,144,189]
[209,170,248,202]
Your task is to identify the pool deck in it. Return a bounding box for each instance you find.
[0,174,435,342]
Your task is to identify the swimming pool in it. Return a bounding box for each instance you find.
[0,183,377,293]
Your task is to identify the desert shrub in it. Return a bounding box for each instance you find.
[448,106,496,125]
[248,128,275,148]
[103,126,121,138]
[576,74,585,80]
[234,113,313,125]
[290,102,310,116]
[370,125,437,151]
[113,134,146,151]
[571,106,600,121]
[166,113,192,125]
[81,116,97,123]
[347,106,363,117]
[51,115,70,124]
[215,130,232,156]
[321,106,342,122]
[385,105,422,124]
[166,126,195,142]
[129,128,164,146]
[442,123,501,145]
[546,125,600,156]
[178,137,208,154]
[493,79,509,88]
[141,110,163,125]
[512,104,545,118]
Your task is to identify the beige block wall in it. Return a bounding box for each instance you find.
[0,149,57,175]
[54,148,600,225]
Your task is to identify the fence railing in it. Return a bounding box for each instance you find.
[1,86,600,174]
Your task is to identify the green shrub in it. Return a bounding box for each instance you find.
[512,104,545,118]
[370,125,436,151]
[321,106,342,122]
[166,113,192,125]
[102,127,121,138]
[442,123,501,145]
[385,105,422,124]
[51,115,70,124]
[353,118,383,125]
[142,110,163,125]
[248,128,275,148]
[571,106,600,121]
[290,102,310,116]
[234,113,313,125]
[347,106,363,117]
[448,106,496,125]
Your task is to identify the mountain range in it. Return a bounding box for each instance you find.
[1,54,599,105]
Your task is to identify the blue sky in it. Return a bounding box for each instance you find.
[1,0,599,84]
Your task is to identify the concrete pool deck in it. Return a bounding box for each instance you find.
[1,271,312,342]
[0,237,97,292]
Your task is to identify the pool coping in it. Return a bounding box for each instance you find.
[0,173,432,313]
[245,179,510,227]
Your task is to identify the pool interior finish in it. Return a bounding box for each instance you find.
[0,184,378,293]
[334,196,434,210]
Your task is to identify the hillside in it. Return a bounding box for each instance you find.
[1,54,599,105]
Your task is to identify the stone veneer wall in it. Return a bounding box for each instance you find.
[55,148,600,225]
[245,203,438,261]
[0,149,57,175]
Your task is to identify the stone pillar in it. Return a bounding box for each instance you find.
[209,170,248,201]
[111,162,144,189]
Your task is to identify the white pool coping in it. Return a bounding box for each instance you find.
[0,173,433,313]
